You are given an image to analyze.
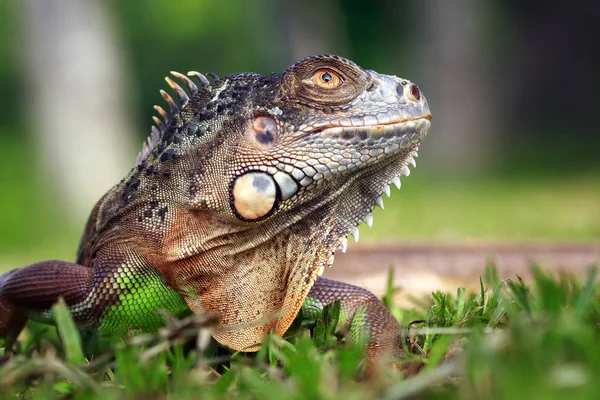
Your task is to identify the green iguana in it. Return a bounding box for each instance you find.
[0,55,431,364]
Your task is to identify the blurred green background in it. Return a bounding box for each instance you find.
[0,0,598,271]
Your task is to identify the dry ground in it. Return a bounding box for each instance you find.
[323,242,600,306]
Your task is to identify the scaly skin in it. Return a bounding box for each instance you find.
[0,55,431,362]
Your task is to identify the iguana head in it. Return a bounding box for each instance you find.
[136,54,431,350]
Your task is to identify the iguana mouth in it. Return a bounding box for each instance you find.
[307,114,432,136]
[315,117,431,145]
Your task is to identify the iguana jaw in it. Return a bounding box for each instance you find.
[318,143,424,276]
[288,110,431,265]
[312,135,426,274]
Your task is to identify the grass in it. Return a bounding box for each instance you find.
[1,265,599,399]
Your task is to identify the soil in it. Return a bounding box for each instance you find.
[322,242,600,306]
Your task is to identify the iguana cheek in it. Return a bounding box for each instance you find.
[272,171,298,200]
[231,171,279,220]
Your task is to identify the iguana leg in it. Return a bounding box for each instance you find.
[302,277,403,361]
[0,261,93,340]
[0,258,191,341]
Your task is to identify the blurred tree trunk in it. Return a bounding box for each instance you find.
[21,0,135,223]
[412,0,501,176]
[278,0,349,62]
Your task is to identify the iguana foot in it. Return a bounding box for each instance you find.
[304,277,403,368]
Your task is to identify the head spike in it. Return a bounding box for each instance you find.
[188,71,210,87]
[170,71,199,95]
[136,146,148,166]
[364,212,374,228]
[207,72,220,82]
[153,105,170,124]
[382,184,391,197]
[351,227,360,242]
[337,237,348,253]
[160,89,180,115]
[327,254,335,266]
[165,76,189,106]
[150,125,161,140]
[152,116,166,133]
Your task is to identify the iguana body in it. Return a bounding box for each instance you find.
[0,55,431,361]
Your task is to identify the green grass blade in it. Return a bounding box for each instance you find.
[382,265,396,309]
[575,267,597,318]
[314,301,341,348]
[52,298,85,365]
[453,287,466,324]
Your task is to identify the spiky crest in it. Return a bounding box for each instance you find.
[136,71,210,166]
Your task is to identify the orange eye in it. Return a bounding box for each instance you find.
[311,69,342,89]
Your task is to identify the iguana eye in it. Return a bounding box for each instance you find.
[311,69,342,89]
[282,55,369,105]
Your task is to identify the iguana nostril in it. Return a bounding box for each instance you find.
[396,83,404,97]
